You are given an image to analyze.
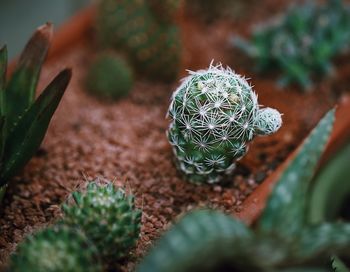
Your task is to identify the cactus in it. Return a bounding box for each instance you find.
[85,52,133,100]
[96,0,181,82]
[139,109,350,271]
[0,24,71,202]
[185,0,254,23]
[61,181,142,261]
[10,225,101,272]
[167,63,282,184]
[231,0,350,90]
[147,0,181,25]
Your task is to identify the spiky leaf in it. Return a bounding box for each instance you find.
[332,256,349,272]
[0,69,71,185]
[0,45,7,115]
[137,210,254,272]
[258,109,335,237]
[296,223,350,261]
[4,23,52,131]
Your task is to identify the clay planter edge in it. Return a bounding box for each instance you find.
[9,5,350,226]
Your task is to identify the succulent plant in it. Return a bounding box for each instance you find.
[139,109,350,272]
[85,52,133,100]
[167,63,282,184]
[0,23,71,202]
[97,0,182,82]
[231,0,350,90]
[61,181,142,261]
[147,0,181,25]
[10,225,101,272]
[185,0,255,23]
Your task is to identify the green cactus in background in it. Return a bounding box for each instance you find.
[0,24,71,202]
[147,0,181,25]
[85,52,133,100]
[97,0,181,82]
[167,63,282,184]
[61,182,142,261]
[10,225,101,272]
[232,0,350,90]
[185,0,255,23]
[139,109,350,272]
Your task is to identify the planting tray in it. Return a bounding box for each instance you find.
[1,2,350,270]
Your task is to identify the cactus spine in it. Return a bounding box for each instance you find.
[167,63,282,184]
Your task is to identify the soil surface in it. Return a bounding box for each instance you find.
[0,0,348,271]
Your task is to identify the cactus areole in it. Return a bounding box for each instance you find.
[167,63,282,184]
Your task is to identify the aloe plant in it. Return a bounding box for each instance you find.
[138,109,350,271]
[0,23,71,202]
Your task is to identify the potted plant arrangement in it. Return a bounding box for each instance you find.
[1,0,350,271]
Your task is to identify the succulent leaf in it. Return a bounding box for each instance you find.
[0,45,7,115]
[4,23,53,131]
[0,69,71,184]
[259,109,334,238]
[232,0,350,90]
[137,210,256,272]
[332,256,349,272]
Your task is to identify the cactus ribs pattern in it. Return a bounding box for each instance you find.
[167,63,282,184]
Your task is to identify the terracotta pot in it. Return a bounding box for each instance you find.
[9,4,350,226]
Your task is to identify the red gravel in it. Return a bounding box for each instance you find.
[0,0,347,270]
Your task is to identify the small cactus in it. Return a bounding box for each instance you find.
[10,225,101,272]
[232,0,350,90]
[147,0,181,25]
[139,109,350,272]
[97,0,182,82]
[167,63,282,184]
[85,52,133,100]
[61,181,142,261]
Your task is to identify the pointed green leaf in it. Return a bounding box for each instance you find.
[137,210,253,272]
[4,23,53,131]
[258,109,335,237]
[296,223,350,261]
[332,256,349,272]
[0,45,7,115]
[0,69,71,185]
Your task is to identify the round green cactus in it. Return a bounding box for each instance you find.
[167,63,282,184]
[96,0,181,82]
[147,0,181,25]
[10,226,101,272]
[85,53,133,100]
[61,182,142,261]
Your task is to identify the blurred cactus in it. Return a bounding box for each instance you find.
[147,0,181,25]
[232,0,350,90]
[167,63,282,184]
[139,109,350,272]
[0,24,71,202]
[62,181,142,261]
[185,0,255,23]
[96,0,182,82]
[10,225,101,272]
[85,52,133,100]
